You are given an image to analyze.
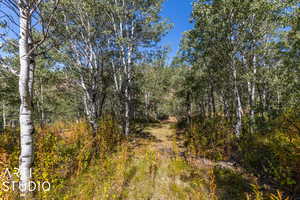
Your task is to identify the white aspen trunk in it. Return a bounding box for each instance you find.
[111,60,121,93]
[277,91,281,109]
[18,1,34,196]
[247,79,252,132]
[222,94,229,119]
[186,92,192,123]
[83,92,89,120]
[28,35,35,100]
[2,102,6,129]
[235,89,243,136]
[80,75,101,135]
[247,81,251,106]
[82,87,98,134]
[263,87,267,114]
[145,92,149,120]
[125,45,133,136]
[250,55,257,133]
[210,84,216,117]
[243,53,253,133]
[120,44,133,136]
[111,0,137,136]
[111,2,134,136]
[207,94,212,118]
[124,85,130,136]
[233,66,243,137]
[200,96,206,118]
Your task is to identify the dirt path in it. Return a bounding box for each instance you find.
[52,122,254,199]
[124,122,210,200]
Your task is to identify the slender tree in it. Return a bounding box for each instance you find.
[177,0,297,136]
[0,0,59,196]
[107,0,170,135]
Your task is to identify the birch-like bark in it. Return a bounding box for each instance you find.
[210,84,216,117]
[277,91,281,109]
[110,0,135,136]
[2,102,6,129]
[233,65,243,137]
[249,55,257,133]
[80,75,105,135]
[262,87,267,115]
[18,0,34,196]
[124,89,130,135]
[122,45,132,136]
[222,93,229,119]
[62,6,107,136]
[28,36,35,101]
[145,92,150,121]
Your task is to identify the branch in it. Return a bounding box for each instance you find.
[26,0,60,56]
[29,0,43,16]
[0,63,19,76]
[0,36,18,48]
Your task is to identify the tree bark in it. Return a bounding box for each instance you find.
[28,36,35,101]
[82,88,98,134]
[210,84,216,117]
[249,55,257,134]
[233,65,243,137]
[2,102,6,130]
[145,92,150,121]
[124,84,130,136]
[18,1,34,196]
[222,94,229,119]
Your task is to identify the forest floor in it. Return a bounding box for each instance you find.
[122,120,257,200]
[59,121,254,199]
[123,121,215,200]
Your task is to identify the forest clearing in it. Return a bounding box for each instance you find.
[0,0,299,199]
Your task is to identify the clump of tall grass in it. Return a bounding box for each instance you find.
[0,116,124,199]
[179,110,300,198]
[246,185,290,200]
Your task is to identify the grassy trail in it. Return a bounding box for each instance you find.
[57,122,252,200]
[124,122,211,200]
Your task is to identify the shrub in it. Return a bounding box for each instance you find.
[180,111,300,198]
[0,116,124,199]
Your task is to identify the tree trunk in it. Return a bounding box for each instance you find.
[233,66,242,137]
[83,90,99,135]
[82,88,104,162]
[18,1,34,196]
[277,91,281,110]
[222,94,229,119]
[123,46,133,136]
[210,84,216,117]
[28,36,35,101]
[2,102,6,130]
[124,85,130,136]
[199,97,206,118]
[262,86,267,117]
[185,91,192,123]
[248,55,257,134]
[145,92,150,121]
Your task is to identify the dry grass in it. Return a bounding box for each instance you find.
[1,120,292,200]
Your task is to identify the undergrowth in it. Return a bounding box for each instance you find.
[180,110,300,199]
[1,112,298,200]
[0,116,123,199]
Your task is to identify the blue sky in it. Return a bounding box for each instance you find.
[0,1,194,61]
[159,0,194,61]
